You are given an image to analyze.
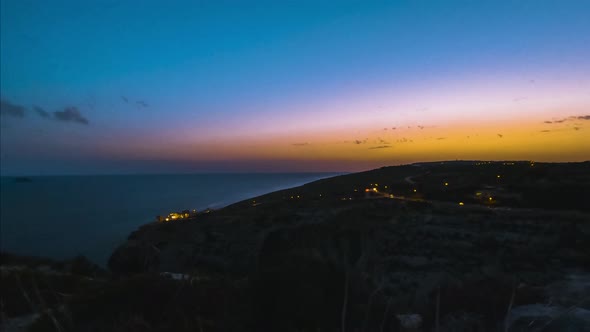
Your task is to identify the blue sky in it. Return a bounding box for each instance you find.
[1,0,589,174]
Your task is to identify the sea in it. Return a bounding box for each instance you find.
[0,173,339,266]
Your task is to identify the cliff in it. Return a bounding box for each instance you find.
[3,161,589,331]
[107,161,590,331]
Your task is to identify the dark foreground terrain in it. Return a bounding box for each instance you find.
[2,161,590,331]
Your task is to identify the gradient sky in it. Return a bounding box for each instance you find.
[1,0,589,175]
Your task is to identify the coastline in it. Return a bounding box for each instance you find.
[3,161,589,331]
[1,172,343,266]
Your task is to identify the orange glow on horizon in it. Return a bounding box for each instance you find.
[97,109,590,170]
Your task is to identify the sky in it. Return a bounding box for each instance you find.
[1,0,589,175]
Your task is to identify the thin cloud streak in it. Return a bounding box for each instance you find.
[0,99,26,118]
[33,106,50,118]
[53,107,89,125]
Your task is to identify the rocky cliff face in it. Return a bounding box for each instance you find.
[109,190,590,331]
[7,162,590,331]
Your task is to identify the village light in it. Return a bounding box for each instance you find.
[459,202,464,206]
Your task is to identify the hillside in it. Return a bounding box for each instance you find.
[3,161,590,331]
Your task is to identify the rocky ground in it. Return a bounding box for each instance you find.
[2,161,590,331]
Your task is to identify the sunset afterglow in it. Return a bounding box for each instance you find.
[1,1,589,174]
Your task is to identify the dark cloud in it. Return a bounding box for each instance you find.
[53,107,89,125]
[0,99,26,118]
[121,96,129,103]
[545,115,590,124]
[292,142,309,146]
[368,145,391,150]
[353,139,368,145]
[540,130,551,133]
[573,127,580,131]
[497,134,503,138]
[136,100,148,108]
[33,106,50,118]
[1,99,91,125]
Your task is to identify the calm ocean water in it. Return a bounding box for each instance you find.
[0,173,338,266]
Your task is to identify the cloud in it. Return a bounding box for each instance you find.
[436,137,446,140]
[0,99,26,118]
[292,142,309,146]
[497,134,503,138]
[354,139,368,145]
[368,145,391,150]
[540,130,551,133]
[33,106,51,118]
[543,115,589,124]
[136,100,148,108]
[53,107,89,125]
[377,137,389,144]
[1,99,91,125]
